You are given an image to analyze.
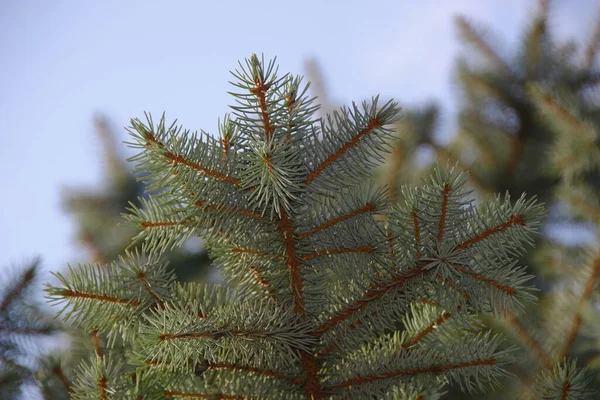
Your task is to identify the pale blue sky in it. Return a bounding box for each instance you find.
[0,0,597,277]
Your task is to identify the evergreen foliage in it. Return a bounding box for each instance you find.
[0,116,217,399]
[341,1,599,397]
[63,115,213,281]
[445,3,600,398]
[44,54,592,399]
[0,261,65,398]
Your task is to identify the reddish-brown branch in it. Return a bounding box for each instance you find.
[144,133,240,185]
[317,268,426,334]
[277,205,306,316]
[301,245,374,261]
[92,331,107,400]
[454,266,516,295]
[538,92,585,133]
[194,200,263,220]
[506,311,552,368]
[298,203,376,239]
[136,271,164,309]
[0,266,35,313]
[318,298,451,358]
[59,289,141,306]
[305,117,383,185]
[140,219,198,229]
[250,82,275,143]
[278,204,324,398]
[438,184,451,243]
[164,152,239,185]
[559,256,600,358]
[401,311,453,350]
[330,357,497,390]
[221,137,229,162]
[455,214,526,250]
[249,76,323,398]
[264,154,273,174]
[561,380,572,400]
[98,376,107,400]
[52,365,73,393]
[436,274,470,300]
[456,16,514,76]
[301,352,322,400]
[208,362,303,386]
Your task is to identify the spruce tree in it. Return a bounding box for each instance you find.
[448,2,600,398]
[44,54,593,399]
[0,261,65,398]
[369,1,600,397]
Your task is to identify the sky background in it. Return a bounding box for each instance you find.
[1,0,598,280]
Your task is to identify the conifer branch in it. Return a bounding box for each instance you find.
[136,270,165,310]
[305,116,383,185]
[330,357,497,390]
[531,359,596,400]
[454,266,517,296]
[140,122,241,186]
[297,203,376,239]
[559,254,600,359]
[532,89,586,134]
[140,219,200,229]
[277,191,303,316]
[455,214,527,251]
[279,202,322,397]
[249,266,277,296]
[505,311,552,368]
[250,76,275,144]
[317,268,426,334]
[207,362,303,386]
[455,16,514,76]
[47,55,552,399]
[239,62,324,397]
[400,311,454,350]
[56,289,142,307]
[0,264,35,313]
[52,365,73,394]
